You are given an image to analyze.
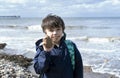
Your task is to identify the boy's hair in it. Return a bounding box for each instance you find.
[41,14,65,33]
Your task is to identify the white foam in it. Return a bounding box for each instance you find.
[0,37,12,43]
[88,38,110,43]
[92,66,120,78]
[80,48,115,52]
[67,36,120,43]
[27,25,42,31]
[88,37,120,43]
[67,36,88,41]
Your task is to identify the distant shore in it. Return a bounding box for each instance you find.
[0,16,20,19]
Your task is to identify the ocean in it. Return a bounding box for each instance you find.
[0,17,120,77]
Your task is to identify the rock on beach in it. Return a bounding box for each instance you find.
[0,43,7,49]
[0,53,38,78]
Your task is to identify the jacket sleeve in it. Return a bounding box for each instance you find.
[73,43,83,78]
[33,43,51,74]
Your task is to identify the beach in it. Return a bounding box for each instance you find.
[0,50,118,78]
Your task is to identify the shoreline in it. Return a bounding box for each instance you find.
[0,51,118,78]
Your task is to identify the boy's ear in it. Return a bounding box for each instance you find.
[44,30,47,34]
[44,31,46,34]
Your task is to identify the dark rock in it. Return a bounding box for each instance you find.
[0,43,7,49]
[0,53,33,68]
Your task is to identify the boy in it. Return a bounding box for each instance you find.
[34,14,83,78]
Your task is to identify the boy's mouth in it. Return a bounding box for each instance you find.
[52,36,60,41]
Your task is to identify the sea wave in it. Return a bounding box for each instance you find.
[80,48,116,52]
[0,25,27,29]
[68,36,120,43]
[1,24,119,30]
[0,25,43,31]
[65,25,120,29]
[27,25,42,31]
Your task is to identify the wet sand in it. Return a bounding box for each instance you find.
[84,66,118,78]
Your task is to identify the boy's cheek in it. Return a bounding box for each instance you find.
[45,31,52,37]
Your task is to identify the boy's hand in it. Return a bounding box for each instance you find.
[42,36,53,51]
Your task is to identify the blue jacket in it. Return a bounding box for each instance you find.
[34,36,83,78]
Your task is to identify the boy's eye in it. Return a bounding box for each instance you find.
[49,29,53,32]
[48,28,62,32]
[57,28,60,30]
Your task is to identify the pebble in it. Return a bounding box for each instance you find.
[0,59,38,78]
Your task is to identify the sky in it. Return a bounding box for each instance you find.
[0,0,120,17]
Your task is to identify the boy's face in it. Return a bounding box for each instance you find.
[44,27,63,44]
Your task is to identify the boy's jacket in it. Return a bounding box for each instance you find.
[34,35,83,78]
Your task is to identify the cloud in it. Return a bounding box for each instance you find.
[64,0,120,17]
[0,0,120,17]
